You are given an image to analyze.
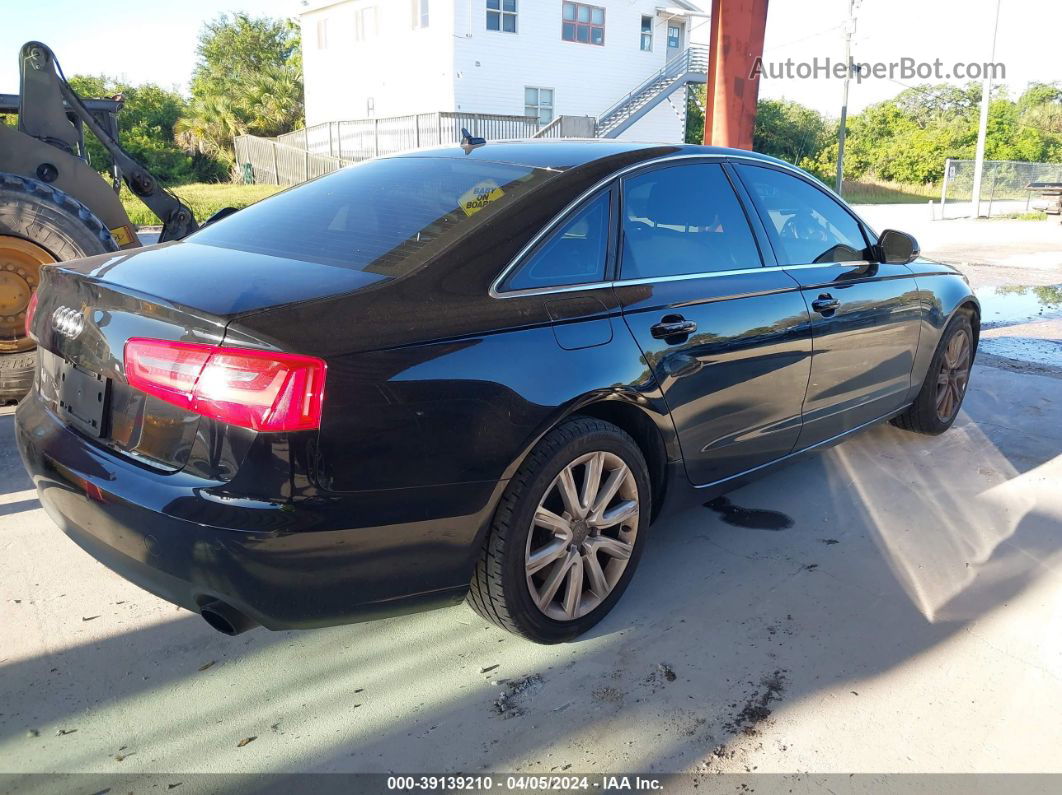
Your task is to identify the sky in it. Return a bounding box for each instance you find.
[755,0,1062,114]
[2,0,1060,115]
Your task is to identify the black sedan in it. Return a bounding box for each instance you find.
[17,141,978,643]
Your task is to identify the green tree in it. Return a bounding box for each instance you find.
[686,91,835,180]
[752,99,832,176]
[66,75,225,184]
[685,85,705,145]
[1016,82,1062,160]
[179,13,304,164]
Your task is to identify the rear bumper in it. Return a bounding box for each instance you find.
[16,393,504,630]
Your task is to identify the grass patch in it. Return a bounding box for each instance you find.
[840,178,939,205]
[988,211,1049,221]
[121,183,284,226]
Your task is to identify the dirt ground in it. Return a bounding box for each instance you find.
[1,212,1059,781]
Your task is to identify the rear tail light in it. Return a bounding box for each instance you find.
[124,338,326,432]
[25,291,39,340]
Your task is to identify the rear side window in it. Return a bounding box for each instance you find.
[189,157,555,273]
[504,191,610,291]
[620,163,761,280]
[736,164,868,265]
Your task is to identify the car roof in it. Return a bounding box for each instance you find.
[388,139,791,171]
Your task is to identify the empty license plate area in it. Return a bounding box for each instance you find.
[58,361,109,438]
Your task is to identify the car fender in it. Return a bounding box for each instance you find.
[905,261,980,401]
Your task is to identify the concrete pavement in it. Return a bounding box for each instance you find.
[2,371,1060,777]
[1,214,1060,779]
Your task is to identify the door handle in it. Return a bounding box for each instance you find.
[650,315,697,339]
[811,294,840,315]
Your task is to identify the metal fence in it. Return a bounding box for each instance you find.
[276,112,541,160]
[233,135,353,185]
[533,115,597,138]
[940,158,1062,218]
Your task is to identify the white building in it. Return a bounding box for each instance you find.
[298,0,708,142]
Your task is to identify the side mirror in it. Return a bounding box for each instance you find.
[876,229,920,264]
[203,206,239,227]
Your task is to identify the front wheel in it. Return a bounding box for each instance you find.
[892,311,975,435]
[467,417,651,643]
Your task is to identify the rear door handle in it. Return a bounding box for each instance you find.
[811,294,840,314]
[650,315,697,339]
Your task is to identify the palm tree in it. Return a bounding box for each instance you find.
[174,94,245,165]
[241,64,304,137]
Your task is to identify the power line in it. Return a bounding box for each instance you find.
[761,24,842,55]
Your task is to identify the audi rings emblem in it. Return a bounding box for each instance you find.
[52,306,85,340]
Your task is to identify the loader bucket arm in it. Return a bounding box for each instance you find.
[18,41,199,242]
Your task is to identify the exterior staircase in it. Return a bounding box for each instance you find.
[595,45,708,138]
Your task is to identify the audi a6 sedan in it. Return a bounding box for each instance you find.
[17,141,979,643]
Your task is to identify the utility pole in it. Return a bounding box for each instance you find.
[835,0,859,195]
[971,0,1002,218]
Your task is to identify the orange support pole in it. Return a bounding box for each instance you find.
[702,0,770,149]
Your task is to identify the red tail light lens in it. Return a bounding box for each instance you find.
[124,338,326,432]
[25,291,39,340]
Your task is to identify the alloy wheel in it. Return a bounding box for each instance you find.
[0,235,54,353]
[525,450,639,621]
[935,327,971,422]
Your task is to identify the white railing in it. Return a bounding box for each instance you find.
[237,112,597,186]
[276,112,541,160]
[597,44,709,133]
[234,135,354,186]
[533,115,597,138]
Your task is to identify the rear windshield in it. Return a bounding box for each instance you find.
[189,157,555,273]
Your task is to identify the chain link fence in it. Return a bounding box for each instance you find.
[940,158,1062,218]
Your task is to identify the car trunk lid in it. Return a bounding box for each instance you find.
[32,257,230,471]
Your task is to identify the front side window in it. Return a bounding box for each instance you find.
[412,0,429,28]
[355,6,377,40]
[191,158,557,274]
[667,24,681,49]
[640,16,653,51]
[487,0,517,32]
[562,2,605,45]
[735,164,868,265]
[621,163,761,279]
[524,87,554,125]
[505,191,610,291]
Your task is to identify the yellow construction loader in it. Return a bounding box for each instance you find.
[1,41,199,402]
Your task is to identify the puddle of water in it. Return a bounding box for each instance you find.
[977,284,1062,327]
[705,496,794,531]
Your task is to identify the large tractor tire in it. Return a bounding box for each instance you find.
[0,174,117,403]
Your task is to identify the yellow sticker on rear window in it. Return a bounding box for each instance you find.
[459,180,505,216]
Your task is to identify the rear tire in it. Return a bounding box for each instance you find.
[0,174,117,403]
[467,416,651,643]
[892,311,975,435]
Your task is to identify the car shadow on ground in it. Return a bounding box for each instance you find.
[0,363,1059,775]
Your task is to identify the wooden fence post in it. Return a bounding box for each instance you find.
[271,142,279,185]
